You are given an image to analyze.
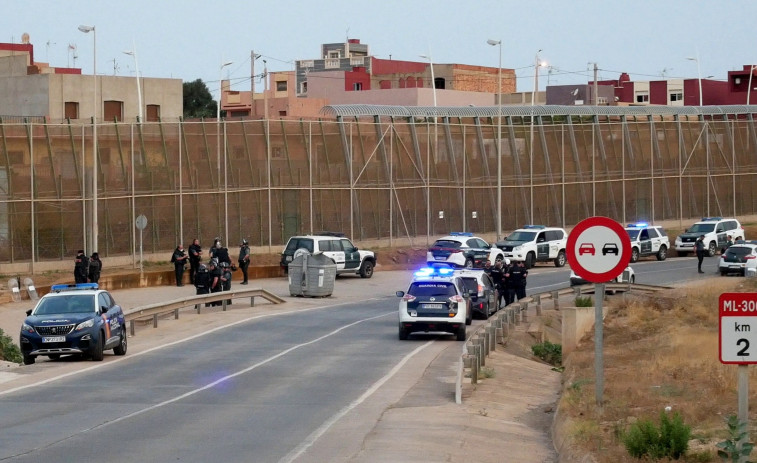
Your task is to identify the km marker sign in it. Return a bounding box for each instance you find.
[720,293,757,364]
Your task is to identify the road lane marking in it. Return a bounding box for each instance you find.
[278,340,434,463]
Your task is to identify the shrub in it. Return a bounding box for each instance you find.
[531,341,562,366]
[0,328,22,364]
[717,415,754,462]
[622,410,691,460]
[575,296,593,307]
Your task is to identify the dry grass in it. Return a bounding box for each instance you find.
[558,276,757,462]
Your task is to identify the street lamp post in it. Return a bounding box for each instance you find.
[748,64,756,106]
[487,39,502,240]
[420,54,437,242]
[686,56,703,106]
[217,60,233,187]
[123,45,143,122]
[530,51,545,224]
[78,24,97,254]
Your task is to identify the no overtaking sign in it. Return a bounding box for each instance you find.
[566,216,631,283]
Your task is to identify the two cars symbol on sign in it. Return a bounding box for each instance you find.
[567,217,631,283]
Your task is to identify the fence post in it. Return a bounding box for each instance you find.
[551,291,560,310]
[535,294,542,316]
[250,296,255,307]
[130,320,135,336]
[196,303,202,314]
[520,301,529,323]
[153,314,158,328]
[174,308,179,320]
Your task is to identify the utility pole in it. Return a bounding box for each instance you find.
[593,62,599,105]
[251,50,256,118]
[263,60,268,121]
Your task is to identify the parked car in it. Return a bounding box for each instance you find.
[675,217,744,257]
[496,225,568,268]
[19,283,127,365]
[624,222,670,262]
[569,266,635,286]
[280,232,376,278]
[719,241,757,276]
[454,268,499,319]
[427,232,505,268]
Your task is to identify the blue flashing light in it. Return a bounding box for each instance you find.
[701,217,723,222]
[414,266,455,277]
[627,222,649,228]
[522,225,546,229]
[51,283,99,292]
[449,232,473,236]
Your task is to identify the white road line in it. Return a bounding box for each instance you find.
[278,340,434,463]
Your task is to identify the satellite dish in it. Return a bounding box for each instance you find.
[21,33,30,44]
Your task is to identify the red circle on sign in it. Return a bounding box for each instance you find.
[566,216,631,283]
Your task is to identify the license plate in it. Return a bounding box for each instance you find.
[731,265,742,269]
[422,304,444,309]
[435,257,446,261]
[42,336,65,343]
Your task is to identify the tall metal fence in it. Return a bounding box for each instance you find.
[1,104,756,266]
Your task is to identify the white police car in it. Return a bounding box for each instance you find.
[624,222,670,262]
[675,217,744,257]
[397,266,471,341]
[19,283,127,365]
[427,232,505,268]
[496,225,568,268]
[719,241,757,276]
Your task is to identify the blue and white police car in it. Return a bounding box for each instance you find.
[19,283,127,365]
[426,232,505,268]
[397,266,471,341]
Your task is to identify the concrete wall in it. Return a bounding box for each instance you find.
[561,305,608,355]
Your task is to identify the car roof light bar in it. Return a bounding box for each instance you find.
[50,283,99,292]
[701,217,723,221]
[449,232,473,236]
[522,225,546,229]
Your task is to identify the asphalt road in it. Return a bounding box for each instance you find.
[0,255,714,462]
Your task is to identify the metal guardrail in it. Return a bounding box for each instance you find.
[124,288,285,336]
[455,283,670,404]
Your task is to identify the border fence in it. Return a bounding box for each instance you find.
[1,104,756,269]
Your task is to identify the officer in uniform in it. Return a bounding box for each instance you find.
[74,250,89,284]
[88,252,102,284]
[171,244,188,287]
[503,260,516,306]
[489,260,505,308]
[208,258,223,306]
[238,239,251,285]
[213,240,231,267]
[188,239,203,285]
[194,262,211,296]
[220,261,233,305]
[510,260,528,301]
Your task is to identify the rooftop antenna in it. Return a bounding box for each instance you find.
[45,40,56,62]
[111,58,119,75]
[660,67,673,78]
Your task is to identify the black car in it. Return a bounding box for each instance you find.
[19,283,127,365]
[455,269,499,319]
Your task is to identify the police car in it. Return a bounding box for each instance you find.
[569,266,635,287]
[280,232,376,278]
[496,225,568,268]
[397,266,471,341]
[624,222,670,262]
[719,241,757,276]
[426,232,505,268]
[19,283,127,365]
[454,268,499,319]
[675,217,745,257]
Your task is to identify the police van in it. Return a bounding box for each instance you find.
[397,266,471,341]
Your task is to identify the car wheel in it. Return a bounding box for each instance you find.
[630,247,639,263]
[554,250,566,267]
[708,241,717,257]
[525,252,535,269]
[464,258,474,269]
[721,270,727,276]
[114,330,128,356]
[398,324,408,341]
[91,334,104,362]
[23,353,35,365]
[630,275,635,284]
[359,260,374,278]
[656,245,667,261]
[456,324,466,341]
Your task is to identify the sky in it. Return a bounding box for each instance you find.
[3,1,754,100]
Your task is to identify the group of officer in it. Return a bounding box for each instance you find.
[171,237,252,305]
[73,250,103,284]
[482,258,528,307]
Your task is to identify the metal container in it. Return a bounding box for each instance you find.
[288,253,337,297]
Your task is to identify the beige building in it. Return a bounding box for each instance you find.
[0,41,182,123]
[222,71,328,119]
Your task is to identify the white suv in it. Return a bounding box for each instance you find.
[280,233,376,277]
[674,217,744,257]
[624,222,670,262]
[495,225,567,268]
[426,233,505,268]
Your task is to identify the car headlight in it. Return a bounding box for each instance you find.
[21,323,34,333]
[75,318,95,331]
[513,245,522,251]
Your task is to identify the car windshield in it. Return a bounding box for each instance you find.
[460,277,479,293]
[34,295,94,315]
[726,247,753,258]
[505,231,536,242]
[625,229,640,239]
[285,238,314,253]
[432,240,462,249]
[408,282,457,297]
[688,223,715,233]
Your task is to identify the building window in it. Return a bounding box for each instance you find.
[353,82,363,91]
[276,81,287,92]
[103,100,124,122]
[146,104,160,122]
[669,92,683,102]
[350,57,364,66]
[325,58,340,69]
[279,110,287,117]
[64,102,79,119]
[272,146,284,159]
[328,50,340,59]
[300,81,308,94]
[635,93,649,103]
[299,60,314,68]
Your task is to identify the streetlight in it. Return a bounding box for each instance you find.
[78,24,97,254]
[686,56,703,106]
[217,60,233,186]
[747,64,756,106]
[420,54,436,241]
[123,45,143,122]
[530,51,546,224]
[487,39,502,240]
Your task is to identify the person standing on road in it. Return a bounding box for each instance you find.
[510,260,528,301]
[74,250,89,284]
[171,244,188,286]
[188,238,203,285]
[238,239,251,285]
[489,260,505,308]
[88,252,102,284]
[208,258,223,306]
[220,261,233,305]
[695,234,706,273]
[503,260,516,306]
[722,235,734,255]
[193,262,211,297]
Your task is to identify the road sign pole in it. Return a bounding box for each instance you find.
[739,364,748,461]
[595,282,605,408]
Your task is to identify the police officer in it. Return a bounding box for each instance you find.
[489,260,505,308]
[510,260,528,300]
[503,260,515,306]
[172,244,188,287]
[212,240,231,267]
[695,234,706,274]
[88,252,102,284]
[74,250,89,284]
[238,239,251,285]
[188,238,203,285]
[194,262,211,297]
[220,261,233,305]
[209,258,223,306]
